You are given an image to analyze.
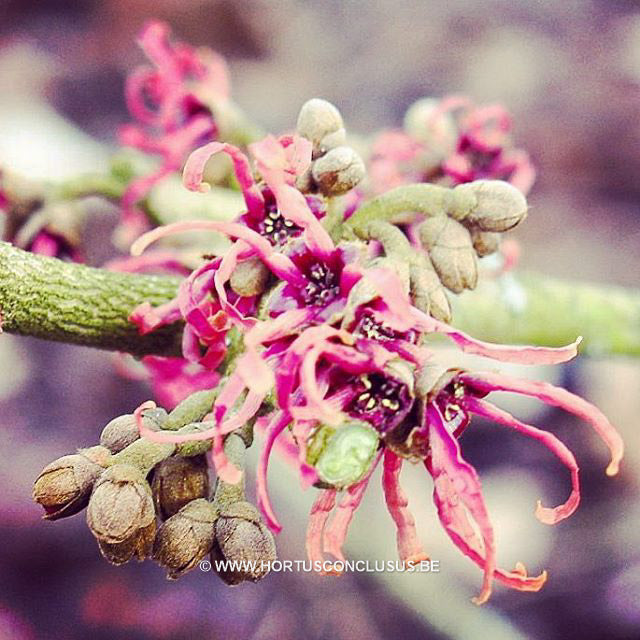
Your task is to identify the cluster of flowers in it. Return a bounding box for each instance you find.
[116,20,232,243]
[126,100,622,603]
[29,21,623,604]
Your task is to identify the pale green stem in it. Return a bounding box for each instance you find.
[344,183,471,237]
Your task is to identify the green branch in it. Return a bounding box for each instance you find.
[1,242,639,358]
[0,242,183,356]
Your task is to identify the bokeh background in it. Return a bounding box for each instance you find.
[1,1,639,638]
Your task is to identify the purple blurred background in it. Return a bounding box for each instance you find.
[0,1,639,639]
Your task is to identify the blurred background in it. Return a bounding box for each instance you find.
[0,1,639,638]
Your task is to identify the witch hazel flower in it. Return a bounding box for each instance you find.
[255,331,622,602]
[128,122,364,361]
[234,258,623,601]
[117,20,230,244]
[412,364,624,604]
[369,95,535,197]
[0,169,86,261]
[119,87,623,603]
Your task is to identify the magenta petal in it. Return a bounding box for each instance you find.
[382,450,429,563]
[460,371,624,477]
[256,411,291,532]
[124,67,162,126]
[212,241,255,329]
[412,307,581,365]
[305,489,338,573]
[426,402,497,604]
[298,347,344,426]
[131,220,305,286]
[133,398,241,486]
[464,396,580,524]
[129,299,182,334]
[271,183,335,259]
[212,371,246,425]
[323,451,382,562]
[275,325,341,407]
[235,350,275,396]
[210,435,243,485]
[362,267,416,332]
[249,135,335,259]
[182,141,264,218]
[219,390,265,435]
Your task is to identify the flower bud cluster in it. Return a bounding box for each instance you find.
[296,98,366,196]
[34,403,277,585]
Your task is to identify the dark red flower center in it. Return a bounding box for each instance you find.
[346,373,413,433]
[434,379,471,438]
[258,206,302,246]
[300,261,340,306]
[353,310,417,344]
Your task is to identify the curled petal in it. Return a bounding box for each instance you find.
[212,240,256,329]
[219,389,265,435]
[464,397,580,524]
[276,325,348,408]
[412,307,581,365]
[131,220,305,286]
[106,251,190,275]
[426,402,497,604]
[323,453,382,562]
[234,309,313,397]
[382,450,429,564]
[134,400,169,438]
[305,489,338,574]
[212,371,246,426]
[297,347,344,426]
[124,67,162,126]
[460,371,624,477]
[256,411,291,532]
[182,141,264,218]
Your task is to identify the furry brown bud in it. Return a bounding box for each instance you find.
[311,146,365,196]
[33,446,111,520]
[153,498,217,579]
[230,256,270,297]
[471,229,501,257]
[211,501,276,585]
[152,456,210,520]
[296,98,346,155]
[452,180,528,232]
[98,520,156,566]
[100,414,140,453]
[101,409,167,454]
[87,464,155,544]
[100,407,167,453]
[418,216,478,293]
